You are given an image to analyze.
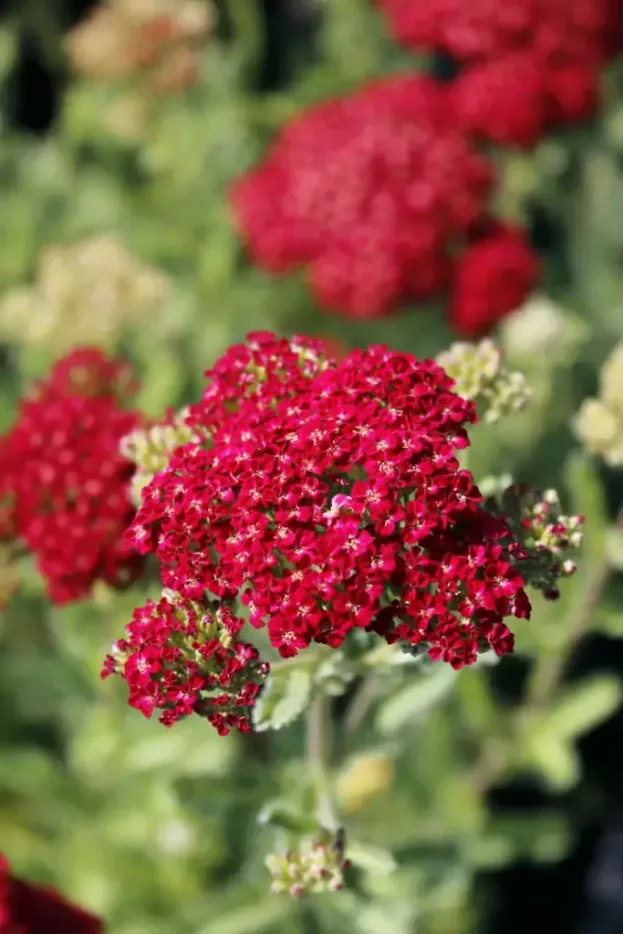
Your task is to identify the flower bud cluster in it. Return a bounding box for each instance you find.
[265,830,350,897]
[574,344,623,466]
[65,0,214,95]
[436,338,531,424]
[0,236,170,354]
[486,485,584,600]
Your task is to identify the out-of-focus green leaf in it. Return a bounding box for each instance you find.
[522,730,580,791]
[346,840,397,877]
[257,800,317,835]
[541,675,622,739]
[252,668,312,732]
[376,665,457,736]
[467,813,572,868]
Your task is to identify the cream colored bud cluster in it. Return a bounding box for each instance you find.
[0,235,170,354]
[266,830,349,897]
[436,338,531,424]
[65,0,214,95]
[492,485,584,600]
[574,344,623,466]
[121,408,203,504]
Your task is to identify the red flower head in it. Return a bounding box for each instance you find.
[379,0,621,139]
[450,224,540,336]
[378,0,621,64]
[0,854,102,934]
[231,75,494,319]
[451,52,549,148]
[120,335,532,684]
[3,348,144,605]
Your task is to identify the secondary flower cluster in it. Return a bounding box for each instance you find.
[485,484,584,600]
[379,0,623,147]
[232,75,539,333]
[102,589,270,734]
[1,853,102,933]
[0,348,143,606]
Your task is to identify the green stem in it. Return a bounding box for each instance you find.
[306,692,338,831]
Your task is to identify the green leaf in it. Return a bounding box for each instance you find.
[543,675,622,739]
[376,665,457,736]
[594,607,623,637]
[346,840,397,877]
[523,730,580,791]
[257,800,317,835]
[252,668,312,732]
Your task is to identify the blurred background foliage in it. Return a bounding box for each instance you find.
[1,1,623,933]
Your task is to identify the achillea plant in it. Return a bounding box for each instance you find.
[100,331,583,894]
[0,853,102,933]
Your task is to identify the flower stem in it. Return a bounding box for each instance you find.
[306,692,339,831]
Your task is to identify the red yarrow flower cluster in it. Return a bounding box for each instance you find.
[1,853,102,933]
[379,0,623,147]
[451,224,541,336]
[1,348,144,605]
[102,591,270,734]
[124,335,532,680]
[232,75,522,326]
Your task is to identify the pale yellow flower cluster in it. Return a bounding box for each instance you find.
[0,235,170,353]
[575,344,623,466]
[436,338,531,425]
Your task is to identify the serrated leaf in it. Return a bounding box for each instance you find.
[252,668,312,732]
[543,675,622,739]
[376,665,457,736]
